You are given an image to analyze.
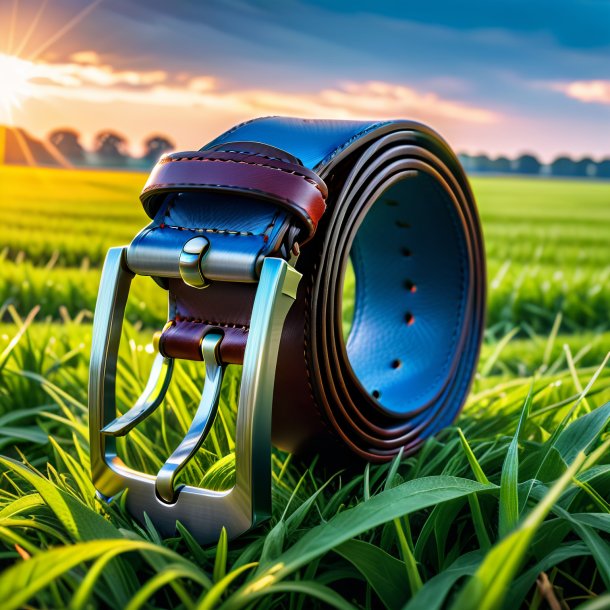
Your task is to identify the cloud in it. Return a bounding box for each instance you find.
[188,76,217,93]
[27,59,499,125]
[69,50,101,65]
[553,80,610,105]
[318,81,497,123]
[52,62,168,88]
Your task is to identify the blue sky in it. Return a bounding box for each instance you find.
[2,0,609,159]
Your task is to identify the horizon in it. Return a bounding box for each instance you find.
[0,0,609,162]
[4,122,609,167]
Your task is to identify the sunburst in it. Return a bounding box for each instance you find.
[0,53,38,124]
[0,0,101,125]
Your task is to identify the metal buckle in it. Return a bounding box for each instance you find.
[89,247,301,543]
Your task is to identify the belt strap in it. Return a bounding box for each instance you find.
[89,117,486,542]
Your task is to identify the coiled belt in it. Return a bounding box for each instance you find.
[89,117,486,542]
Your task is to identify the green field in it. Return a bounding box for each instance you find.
[0,165,609,609]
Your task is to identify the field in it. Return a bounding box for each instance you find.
[0,164,609,609]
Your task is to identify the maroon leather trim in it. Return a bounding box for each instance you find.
[159,321,206,361]
[159,279,255,365]
[141,150,327,243]
[194,150,328,198]
[159,321,247,364]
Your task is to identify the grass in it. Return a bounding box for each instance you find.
[0,164,609,609]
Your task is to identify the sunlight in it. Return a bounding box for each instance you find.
[0,53,37,124]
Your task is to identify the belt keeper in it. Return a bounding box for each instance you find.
[126,227,271,283]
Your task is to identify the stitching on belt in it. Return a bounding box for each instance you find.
[157,224,257,236]
[152,212,282,238]
[172,316,249,331]
[159,156,323,191]
[160,192,272,237]
[142,183,316,219]
[315,121,390,170]
[218,149,295,164]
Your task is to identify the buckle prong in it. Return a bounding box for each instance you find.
[101,354,174,437]
[179,236,210,288]
[156,332,224,503]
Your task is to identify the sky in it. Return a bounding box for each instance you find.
[0,0,609,160]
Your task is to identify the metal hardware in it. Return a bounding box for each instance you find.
[288,241,300,267]
[156,332,224,503]
[126,227,263,283]
[89,247,301,542]
[179,236,210,288]
[101,354,174,437]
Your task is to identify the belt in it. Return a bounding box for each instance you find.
[89,116,486,543]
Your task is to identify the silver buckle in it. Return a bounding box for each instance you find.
[89,247,301,543]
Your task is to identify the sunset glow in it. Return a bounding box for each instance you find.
[0,1,606,160]
[0,54,37,124]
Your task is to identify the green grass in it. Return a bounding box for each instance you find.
[0,165,609,609]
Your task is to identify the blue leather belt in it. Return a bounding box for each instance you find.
[89,116,486,542]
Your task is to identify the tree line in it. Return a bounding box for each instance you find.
[47,128,610,177]
[48,128,175,167]
[459,153,610,178]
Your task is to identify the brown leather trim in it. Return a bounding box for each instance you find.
[141,150,327,243]
[172,150,328,198]
[159,321,247,364]
[159,279,255,365]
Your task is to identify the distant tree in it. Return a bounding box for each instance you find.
[48,128,85,162]
[551,156,578,177]
[515,154,541,175]
[94,130,129,165]
[472,154,493,172]
[143,134,175,163]
[491,156,512,173]
[574,157,594,177]
[596,158,610,178]
[458,153,473,172]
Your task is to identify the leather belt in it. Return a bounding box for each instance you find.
[89,117,486,543]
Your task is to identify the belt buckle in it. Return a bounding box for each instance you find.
[88,246,301,543]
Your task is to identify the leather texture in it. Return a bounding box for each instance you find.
[141,147,327,242]
[132,117,486,462]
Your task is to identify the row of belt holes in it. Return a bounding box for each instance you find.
[397,214,416,367]
[390,201,417,326]
[371,201,417,401]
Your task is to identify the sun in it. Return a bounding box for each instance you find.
[0,53,37,124]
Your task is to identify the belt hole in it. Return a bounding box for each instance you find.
[405,312,415,325]
[385,199,399,207]
[391,359,402,369]
[401,247,412,257]
[396,220,411,229]
[372,389,381,399]
[404,280,417,293]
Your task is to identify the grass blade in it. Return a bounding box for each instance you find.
[228,477,490,607]
[499,386,532,537]
[334,539,409,608]
[450,451,586,610]
[403,551,483,610]
[213,527,228,583]
[457,428,490,485]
